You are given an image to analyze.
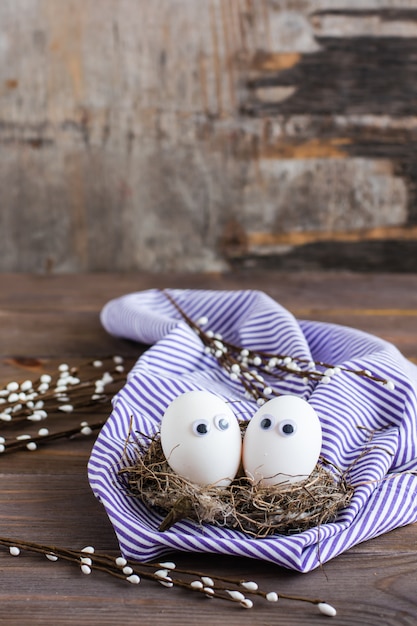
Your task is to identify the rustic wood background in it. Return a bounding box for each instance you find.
[2,1,417,273]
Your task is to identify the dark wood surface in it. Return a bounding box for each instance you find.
[1,271,417,626]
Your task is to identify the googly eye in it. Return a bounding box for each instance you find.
[214,414,230,431]
[192,419,211,436]
[278,419,297,437]
[259,414,275,430]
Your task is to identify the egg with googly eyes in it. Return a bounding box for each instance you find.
[160,390,242,487]
[242,395,322,486]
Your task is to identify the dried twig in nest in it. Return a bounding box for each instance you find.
[119,432,353,538]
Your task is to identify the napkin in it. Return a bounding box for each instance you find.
[88,289,417,571]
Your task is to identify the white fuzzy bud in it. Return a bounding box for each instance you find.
[266,592,279,602]
[226,590,246,601]
[159,580,173,588]
[240,599,253,609]
[287,362,300,371]
[58,404,74,413]
[317,602,337,617]
[54,385,67,393]
[203,587,214,596]
[101,372,113,385]
[190,581,204,589]
[240,581,258,591]
[27,412,44,422]
[158,561,176,570]
[127,574,140,584]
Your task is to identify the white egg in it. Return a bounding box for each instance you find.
[242,395,322,486]
[160,390,242,487]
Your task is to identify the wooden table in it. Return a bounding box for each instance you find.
[1,272,416,626]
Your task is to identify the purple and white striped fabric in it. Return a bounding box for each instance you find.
[88,289,417,571]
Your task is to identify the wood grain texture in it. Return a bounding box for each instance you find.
[2,2,417,273]
[0,271,417,625]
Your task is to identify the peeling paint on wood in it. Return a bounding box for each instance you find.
[1,1,417,272]
[250,51,302,72]
[259,137,351,159]
[247,225,417,249]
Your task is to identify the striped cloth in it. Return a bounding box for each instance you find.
[88,289,417,571]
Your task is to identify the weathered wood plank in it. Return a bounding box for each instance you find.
[2,3,417,272]
[1,271,417,310]
[1,271,417,357]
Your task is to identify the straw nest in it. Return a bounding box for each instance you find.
[119,429,354,538]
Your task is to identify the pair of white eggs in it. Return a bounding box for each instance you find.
[160,391,322,487]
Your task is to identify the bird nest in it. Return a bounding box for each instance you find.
[119,430,354,538]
